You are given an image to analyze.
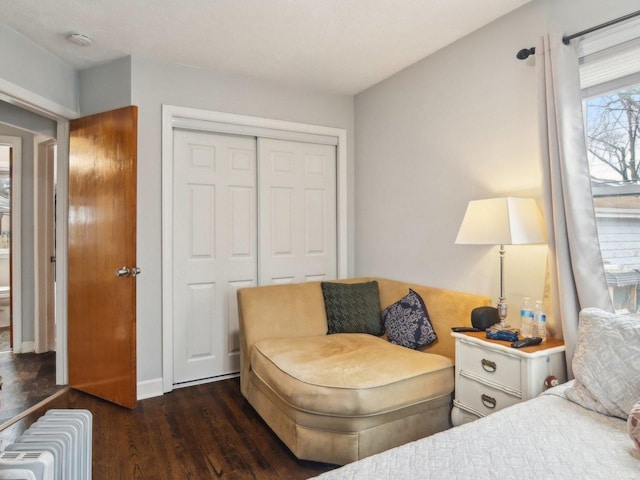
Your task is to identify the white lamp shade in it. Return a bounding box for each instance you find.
[455,197,545,245]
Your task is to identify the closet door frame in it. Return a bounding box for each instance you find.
[161,104,348,393]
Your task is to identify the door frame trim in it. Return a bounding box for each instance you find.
[0,135,22,352]
[161,104,348,393]
[0,79,77,384]
[34,138,57,353]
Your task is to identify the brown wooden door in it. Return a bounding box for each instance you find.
[68,106,138,408]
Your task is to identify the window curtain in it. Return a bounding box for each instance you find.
[536,34,614,378]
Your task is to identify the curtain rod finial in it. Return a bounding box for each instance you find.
[516,47,536,60]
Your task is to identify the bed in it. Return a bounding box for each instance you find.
[312,308,640,480]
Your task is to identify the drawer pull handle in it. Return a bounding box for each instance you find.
[481,358,496,372]
[481,394,497,409]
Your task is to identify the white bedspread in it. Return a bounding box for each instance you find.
[311,384,640,479]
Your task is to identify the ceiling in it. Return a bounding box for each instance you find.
[0,0,531,95]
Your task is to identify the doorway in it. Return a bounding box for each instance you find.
[0,144,11,350]
[0,86,73,398]
[0,135,20,354]
[0,133,61,424]
[0,134,57,354]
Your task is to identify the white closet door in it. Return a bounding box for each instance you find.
[173,130,257,384]
[258,138,337,285]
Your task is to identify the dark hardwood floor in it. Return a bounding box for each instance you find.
[0,377,337,479]
[0,326,65,425]
[0,327,9,352]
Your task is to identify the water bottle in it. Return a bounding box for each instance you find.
[533,300,547,342]
[520,297,534,338]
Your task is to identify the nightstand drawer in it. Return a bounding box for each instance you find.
[457,375,520,416]
[458,341,521,392]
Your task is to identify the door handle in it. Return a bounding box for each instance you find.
[115,266,131,277]
[115,266,141,277]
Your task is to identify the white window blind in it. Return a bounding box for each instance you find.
[578,16,640,90]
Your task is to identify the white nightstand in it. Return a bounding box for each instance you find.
[450,331,567,426]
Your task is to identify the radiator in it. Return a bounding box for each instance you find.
[0,409,92,480]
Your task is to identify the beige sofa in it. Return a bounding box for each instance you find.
[237,277,490,465]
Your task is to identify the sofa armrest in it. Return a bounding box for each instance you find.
[237,282,329,397]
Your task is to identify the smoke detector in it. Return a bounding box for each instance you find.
[67,33,93,47]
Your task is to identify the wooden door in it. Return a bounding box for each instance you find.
[172,130,257,384]
[68,106,138,408]
[258,138,337,285]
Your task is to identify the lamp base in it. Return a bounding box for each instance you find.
[488,300,519,339]
[490,297,519,341]
[497,300,508,330]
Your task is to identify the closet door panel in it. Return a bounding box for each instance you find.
[173,130,257,384]
[258,138,337,285]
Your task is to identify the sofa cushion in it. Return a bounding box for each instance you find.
[321,281,384,335]
[251,333,454,417]
[383,289,437,349]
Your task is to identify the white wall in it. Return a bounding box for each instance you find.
[353,0,640,336]
[79,57,132,116]
[127,57,355,385]
[0,23,78,114]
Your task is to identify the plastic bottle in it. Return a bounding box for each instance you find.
[533,300,547,342]
[520,297,534,338]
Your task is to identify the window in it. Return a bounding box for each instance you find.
[579,18,640,314]
[584,82,640,313]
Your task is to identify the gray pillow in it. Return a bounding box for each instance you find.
[565,308,640,419]
[321,281,384,336]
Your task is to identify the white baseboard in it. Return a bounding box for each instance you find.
[137,377,164,400]
[171,373,239,391]
[20,341,35,353]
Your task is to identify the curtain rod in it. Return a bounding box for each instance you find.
[516,9,640,60]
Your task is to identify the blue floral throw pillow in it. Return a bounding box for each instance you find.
[383,289,437,349]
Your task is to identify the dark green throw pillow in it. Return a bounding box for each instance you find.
[321,281,384,336]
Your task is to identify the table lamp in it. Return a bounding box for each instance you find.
[455,197,545,330]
